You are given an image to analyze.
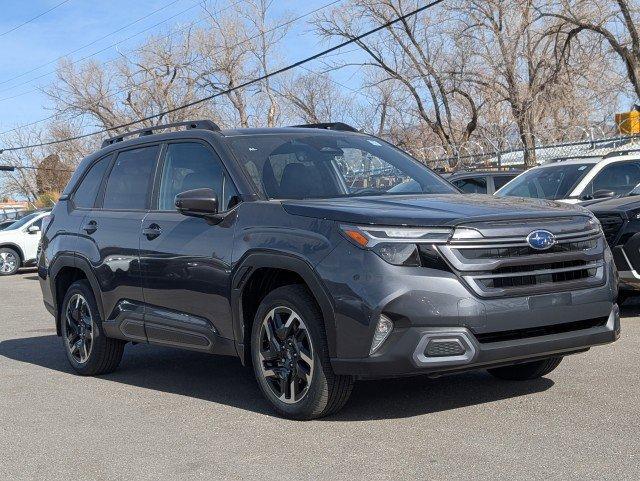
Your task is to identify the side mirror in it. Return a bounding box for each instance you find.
[592,189,616,199]
[175,188,222,222]
[27,225,41,234]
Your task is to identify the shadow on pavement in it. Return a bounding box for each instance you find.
[0,334,554,421]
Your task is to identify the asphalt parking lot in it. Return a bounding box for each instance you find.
[1,271,639,480]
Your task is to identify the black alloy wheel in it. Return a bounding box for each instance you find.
[257,306,315,404]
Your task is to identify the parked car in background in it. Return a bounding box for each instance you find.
[389,170,521,194]
[495,151,640,203]
[0,207,26,221]
[588,189,640,302]
[444,170,522,194]
[0,211,50,275]
[38,120,619,420]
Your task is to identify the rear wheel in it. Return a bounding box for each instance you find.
[251,285,354,420]
[487,356,563,381]
[0,247,20,275]
[60,280,125,375]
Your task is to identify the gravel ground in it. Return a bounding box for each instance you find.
[1,270,638,480]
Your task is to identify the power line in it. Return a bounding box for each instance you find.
[0,0,189,87]
[0,0,71,37]
[0,0,241,97]
[0,0,343,136]
[0,164,75,173]
[0,0,240,101]
[1,0,445,153]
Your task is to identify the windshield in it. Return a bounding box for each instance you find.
[227,133,456,199]
[4,212,40,230]
[496,163,595,200]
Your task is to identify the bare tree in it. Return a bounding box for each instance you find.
[452,0,585,166]
[541,0,640,103]
[0,121,86,202]
[46,32,210,133]
[315,0,479,156]
[277,70,356,124]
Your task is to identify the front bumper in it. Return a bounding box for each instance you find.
[331,305,620,378]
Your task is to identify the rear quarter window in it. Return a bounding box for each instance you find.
[72,156,112,209]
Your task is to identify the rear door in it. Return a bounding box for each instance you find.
[139,140,239,350]
[77,144,159,332]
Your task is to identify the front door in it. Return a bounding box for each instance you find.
[140,141,239,351]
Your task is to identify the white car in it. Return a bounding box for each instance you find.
[0,211,50,276]
[495,151,640,203]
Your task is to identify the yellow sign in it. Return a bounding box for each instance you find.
[615,111,640,134]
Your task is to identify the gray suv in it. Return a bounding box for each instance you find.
[38,120,620,419]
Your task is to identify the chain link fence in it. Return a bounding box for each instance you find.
[423,133,640,172]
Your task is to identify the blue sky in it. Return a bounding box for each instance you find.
[0,0,359,133]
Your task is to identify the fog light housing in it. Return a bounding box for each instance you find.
[370,314,394,355]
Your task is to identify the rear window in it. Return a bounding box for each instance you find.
[452,177,487,194]
[493,175,516,190]
[102,146,158,210]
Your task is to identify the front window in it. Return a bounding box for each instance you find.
[3,212,41,230]
[157,142,238,211]
[496,163,594,200]
[587,161,640,197]
[227,133,456,199]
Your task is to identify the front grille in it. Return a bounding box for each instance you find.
[474,317,608,343]
[456,240,597,260]
[436,220,606,298]
[479,260,596,289]
[593,213,624,246]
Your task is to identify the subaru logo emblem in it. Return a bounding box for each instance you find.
[527,230,556,250]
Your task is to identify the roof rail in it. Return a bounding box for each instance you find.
[603,148,640,159]
[291,122,359,132]
[101,120,221,148]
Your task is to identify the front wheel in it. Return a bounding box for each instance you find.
[0,247,20,275]
[251,285,354,420]
[487,356,563,381]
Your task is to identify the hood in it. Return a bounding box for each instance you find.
[588,195,640,214]
[281,193,589,226]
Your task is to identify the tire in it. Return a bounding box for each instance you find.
[60,280,125,376]
[487,356,563,381]
[251,285,354,420]
[0,247,21,276]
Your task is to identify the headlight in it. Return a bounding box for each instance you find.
[586,215,603,233]
[340,225,452,266]
[372,243,421,266]
[340,224,452,248]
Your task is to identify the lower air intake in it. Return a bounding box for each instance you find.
[425,339,466,357]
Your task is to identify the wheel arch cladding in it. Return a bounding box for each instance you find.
[51,256,104,336]
[232,251,337,365]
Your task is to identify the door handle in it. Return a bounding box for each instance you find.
[142,223,162,240]
[83,220,98,234]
